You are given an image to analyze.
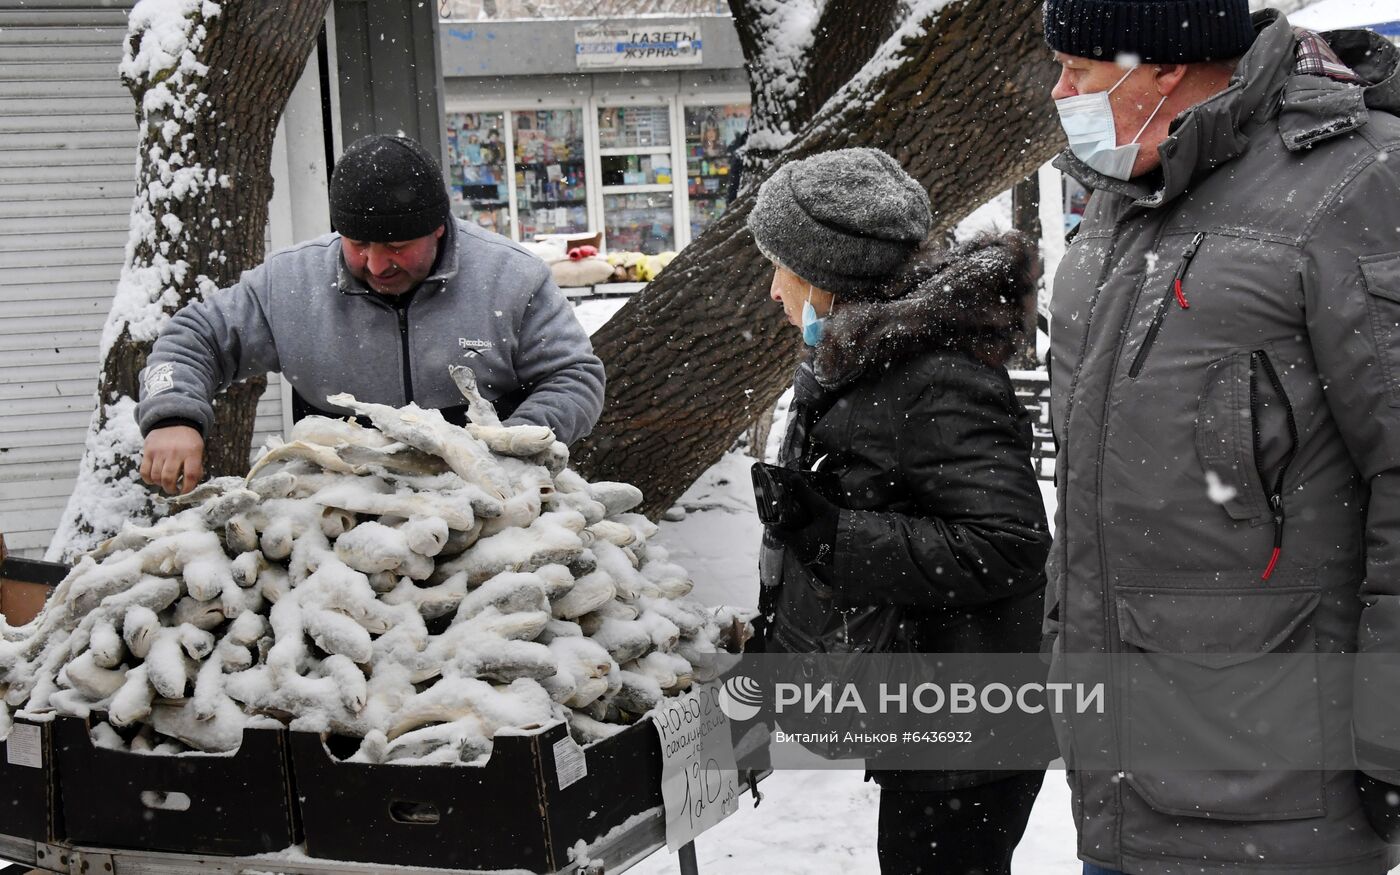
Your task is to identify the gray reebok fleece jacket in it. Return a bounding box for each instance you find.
[136,218,605,445]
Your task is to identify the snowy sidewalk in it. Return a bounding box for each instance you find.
[630,769,1081,875]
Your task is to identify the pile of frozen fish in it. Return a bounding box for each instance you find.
[0,367,750,764]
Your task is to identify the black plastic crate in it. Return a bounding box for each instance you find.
[291,719,663,872]
[0,718,61,844]
[0,557,65,844]
[54,716,299,856]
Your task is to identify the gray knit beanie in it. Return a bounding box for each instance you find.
[748,148,932,299]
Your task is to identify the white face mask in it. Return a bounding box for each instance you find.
[1055,65,1168,181]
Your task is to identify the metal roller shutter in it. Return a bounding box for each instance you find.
[0,4,286,558]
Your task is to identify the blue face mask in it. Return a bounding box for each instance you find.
[801,287,826,347]
[1054,64,1167,181]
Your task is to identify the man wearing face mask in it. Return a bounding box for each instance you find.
[1040,3,1400,874]
[136,135,605,495]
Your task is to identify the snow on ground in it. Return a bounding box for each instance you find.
[650,450,762,610]
[572,295,631,335]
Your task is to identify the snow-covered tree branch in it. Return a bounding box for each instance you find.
[48,0,330,562]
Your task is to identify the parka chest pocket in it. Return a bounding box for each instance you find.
[1195,350,1298,530]
[1195,353,1266,522]
[1361,252,1400,407]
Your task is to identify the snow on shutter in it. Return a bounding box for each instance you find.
[0,4,286,558]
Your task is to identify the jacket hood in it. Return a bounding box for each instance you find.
[1323,26,1400,116]
[812,232,1036,387]
[1056,10,1400,207]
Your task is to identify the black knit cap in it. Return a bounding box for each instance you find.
[330,135,450,242]
[1044,0,1255,63]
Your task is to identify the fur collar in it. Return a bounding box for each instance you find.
[812,232,1036,387]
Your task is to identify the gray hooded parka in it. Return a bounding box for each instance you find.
[1047,13,1400,874]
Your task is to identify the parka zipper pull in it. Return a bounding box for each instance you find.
[1252,350,1298,583]
[1262,494,1284,581]
[1128,232,1209,379]
[1174,280,1190,310]
[1172,232,1206,310]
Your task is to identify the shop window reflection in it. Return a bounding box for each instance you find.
[684,104,750,239]
[513,109,589,239]
[445,111,509,234]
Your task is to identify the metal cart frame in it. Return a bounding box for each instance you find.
[0,808,705,875]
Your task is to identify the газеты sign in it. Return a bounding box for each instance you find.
[576,22,703,69]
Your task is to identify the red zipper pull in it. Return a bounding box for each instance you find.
[1261,495,1284,581]
[1173,232,1205,310]
[1262,547,1281,581]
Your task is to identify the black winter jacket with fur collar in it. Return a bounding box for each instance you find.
[757,232,1054,789]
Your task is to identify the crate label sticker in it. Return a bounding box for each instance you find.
[651,682,741,851]
[553,735,588,791]
[6,723,42,769]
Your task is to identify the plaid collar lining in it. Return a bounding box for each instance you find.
[1294,27,1367,84]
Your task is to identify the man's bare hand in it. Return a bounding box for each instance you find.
[140,425,205,495]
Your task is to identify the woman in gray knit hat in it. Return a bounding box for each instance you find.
[747,147,1054,875]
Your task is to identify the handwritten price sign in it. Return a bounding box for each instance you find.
[651,682,741,850]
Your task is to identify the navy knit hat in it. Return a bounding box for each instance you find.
[1044,0,1256,63]
[330,135,450,242]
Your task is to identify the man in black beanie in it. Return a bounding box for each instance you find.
[1040,2,1400,874]
[329,135,453,296]
[136,134,604,494]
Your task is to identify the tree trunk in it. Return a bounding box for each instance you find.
[730,0,902,187]
[746,403,777,463]
[573,0,1063,516]
[1009,175,1043,369]
[1012,176,1042,242]
[48,0,330,562]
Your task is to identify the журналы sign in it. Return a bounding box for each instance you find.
[576,22,703,68]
